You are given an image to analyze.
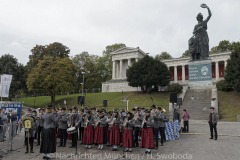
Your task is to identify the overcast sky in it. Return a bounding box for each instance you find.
[0,0,239,65]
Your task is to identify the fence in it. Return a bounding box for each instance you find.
[0,121,19,156]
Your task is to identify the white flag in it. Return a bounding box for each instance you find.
[0,74,13,98]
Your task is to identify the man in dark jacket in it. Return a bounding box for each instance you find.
[208,107,218,140]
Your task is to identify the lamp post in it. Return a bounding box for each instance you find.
[81,71,85,98]
[81,70,90,108]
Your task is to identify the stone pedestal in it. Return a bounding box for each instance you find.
[188,59,213,89]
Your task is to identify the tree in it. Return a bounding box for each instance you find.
[167,83,183,94]
[181,50,190,58]
[217,40,232,52]
[27,56,75,106]
[101,43,126,80]
[26,42,70,72]
[126,55,170,93]
[231,41,240,53]
[210,40,232,54]
[225,50,240,92]
[155,52,172,61]
[0,54,26,99]
[210,46,218,54]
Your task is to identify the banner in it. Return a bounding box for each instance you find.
[0,101,22,120]
[188,62,212,81]
[0,74,13,98]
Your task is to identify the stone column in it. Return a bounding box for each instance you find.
[112,60,116,79]
[120,59,123,79]
[136,58,139,62]
[215,61,219,81]
[182,65,185,83]
[128,59,132,67]
[174,66,178,83]
[224,60,227,69]
[116,62,119,79]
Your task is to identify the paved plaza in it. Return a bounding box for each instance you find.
[1,120,240,160]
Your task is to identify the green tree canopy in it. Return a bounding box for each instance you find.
[225,43,240,92]
[155,51,172,61]
[181,50,190,58]
[27,56,75,106]
[26,42,70,72]
[101,43,126,80]
[210,40,232,54]
[126,55,170,92]
[217,40,232,52]
[0,54,26,99]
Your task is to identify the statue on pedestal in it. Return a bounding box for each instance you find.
[189,3,212,61]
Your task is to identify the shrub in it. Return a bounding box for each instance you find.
[216,80,232,92]
[167,83,183,94]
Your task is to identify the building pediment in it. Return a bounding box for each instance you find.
[110,47,146,55]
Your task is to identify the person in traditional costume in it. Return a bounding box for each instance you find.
[40,105,60,160]
[94,111,107,150]
[23,108,37,153]
[69,107,80,148]
[122,112,134,152]
[58,107,68,147]
[82,111,95,149]
[140,110,155,154]
[109,111,121,151]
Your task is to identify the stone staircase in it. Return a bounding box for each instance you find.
[181,89,211,120]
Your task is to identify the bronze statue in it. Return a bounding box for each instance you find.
[189,3,212,61]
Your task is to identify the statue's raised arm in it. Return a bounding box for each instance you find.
[201,3,212,22]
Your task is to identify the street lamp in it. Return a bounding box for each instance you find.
[81,70,90,108]
[81,71,85,98]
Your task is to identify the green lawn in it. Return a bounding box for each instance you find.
[218,91,240,121]
[16,92,170,112]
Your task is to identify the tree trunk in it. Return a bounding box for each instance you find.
[51,92,56,107]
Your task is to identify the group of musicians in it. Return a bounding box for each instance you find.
[23,104,169,159]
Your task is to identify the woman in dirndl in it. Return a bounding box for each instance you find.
[109,111,121,151]
[140,110,155,154]
[82,111,94,149]
[94,111,107,150]
[122,112,134,152]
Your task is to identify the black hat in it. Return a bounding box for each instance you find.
[210,107,215,110]
[61,107,66,111]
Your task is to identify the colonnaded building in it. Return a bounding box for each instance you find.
[102,47,230,92]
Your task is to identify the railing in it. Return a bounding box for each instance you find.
[0,121,19,155]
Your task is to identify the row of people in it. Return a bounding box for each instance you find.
[23,105,169,159]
